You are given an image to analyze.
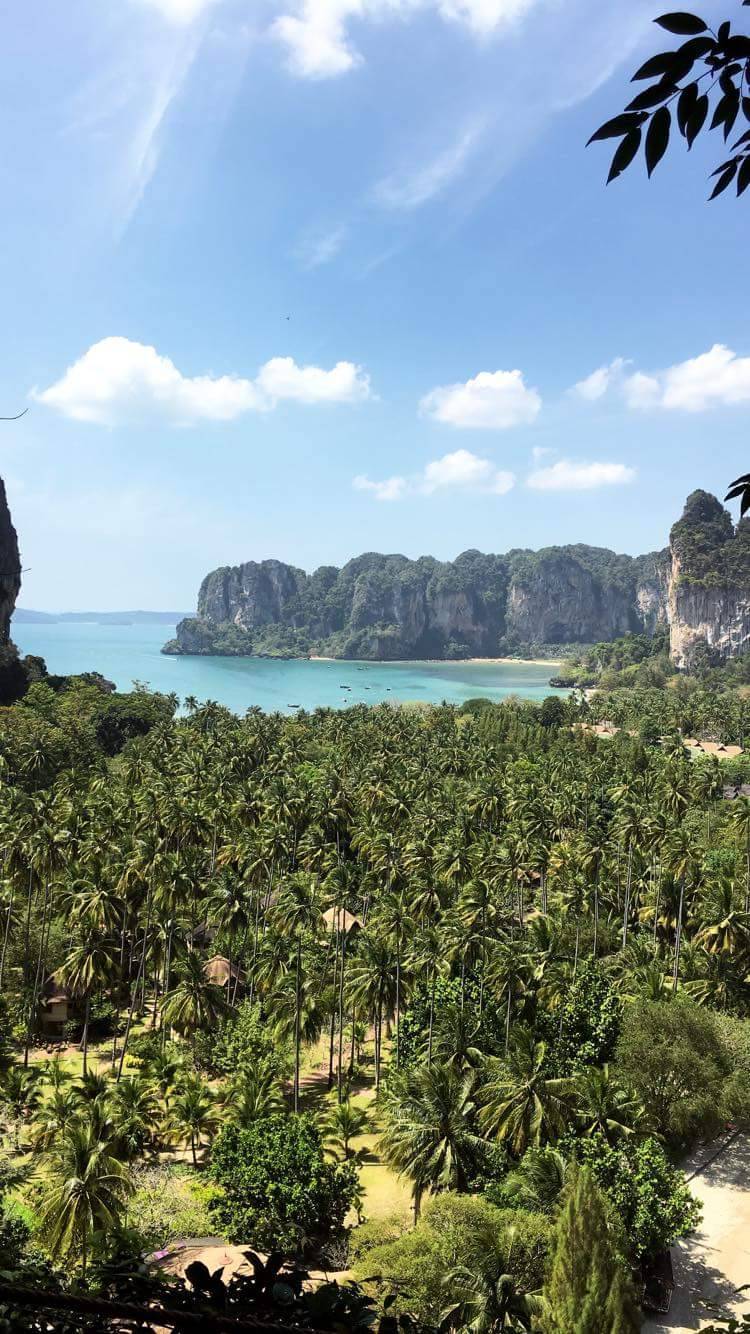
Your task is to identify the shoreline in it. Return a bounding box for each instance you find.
[309,655,562,667]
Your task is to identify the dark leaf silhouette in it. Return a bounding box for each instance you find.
[607,129,642,182]
[646,107,672,174]
[710,159,738,196]
[655,11,708,33]
[588,113,647,143]
[627,81,679,111]
[737,155,750,193]
[725,474,750,516]
[685,93,709,147]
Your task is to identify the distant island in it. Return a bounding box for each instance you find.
[17,609,189,626]
[163,492,750,669]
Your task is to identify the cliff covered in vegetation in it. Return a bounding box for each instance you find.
[163,492,750,663]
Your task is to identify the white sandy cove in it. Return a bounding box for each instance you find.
[309,655,562,666]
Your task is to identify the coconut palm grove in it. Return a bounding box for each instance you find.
[1,648,750,1330]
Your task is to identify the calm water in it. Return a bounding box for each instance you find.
[13,621,564,715]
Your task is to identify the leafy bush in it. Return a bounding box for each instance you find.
[615,999,729,1145]
[126,1166,220,1253]
[193,1001,291,1081]
[543,963,622,1075]
[357,1194,550,1322]
[569,1133,700,1259]
[209,1115,359,1252]
[347,1212,410,1263]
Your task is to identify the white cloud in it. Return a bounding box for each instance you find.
[354,449,515,500]
[574,345,750,414]
[271,0,539,81]
[34,337,372,426]
[527,459,635,491]
[353,474,408,502]
[374,126,482,211]
[628,344,750,413]
[423,448,514,493]
[573,357,626,402]
[420,368,541,430]
[623,371,660,411]
[256,355,371,404]
[135,0,217,22]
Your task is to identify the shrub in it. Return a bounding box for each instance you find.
[209,1115,359,1252]
[569,1133,700,1259]
[194,1001,291,1081]
[615,999,729,1146]
[126,1166,220,1252]
[354,1193,551,1323]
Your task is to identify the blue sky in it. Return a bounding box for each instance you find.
[2,0,749,611]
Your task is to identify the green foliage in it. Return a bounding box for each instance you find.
[209,1114,359,1251]
[356,1193,550,1324]
[125,1165,219,1252]
[544,963,622,1074]
[615,999,730,1145]
[569,1133,700,1259]
[543,1165,640,1334]
[193,999,291,1080]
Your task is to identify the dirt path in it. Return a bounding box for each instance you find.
[644,1133,750,1332]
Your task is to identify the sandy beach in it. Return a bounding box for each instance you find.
[309,655,562,666]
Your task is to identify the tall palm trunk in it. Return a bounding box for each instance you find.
[327,911,339,1090]
[81,993,90,1076]
[427,964,436,1067]
[672,880,685,994]
[622,843,633,949]
[337,927,347,1103]
[0,880,15,991]
[117,927,148,1081]
[395,927,401,1069]
[293,937,302,1113]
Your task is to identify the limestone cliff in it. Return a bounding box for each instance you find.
[164,543,669,661]
[164,492,750,664]
[667,491,750,668]
[0,478,20,643]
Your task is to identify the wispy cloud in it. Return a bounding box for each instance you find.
[271,0,541,81]
[373,124,484,211]
[527,459,635,491]
[296,223,349,268]
[354,449,515,501]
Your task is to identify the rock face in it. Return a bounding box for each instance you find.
[164,492,750,664]
[0,478,21,643]
[667,491,750,668]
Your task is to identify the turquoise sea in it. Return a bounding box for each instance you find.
[12,621,565,715]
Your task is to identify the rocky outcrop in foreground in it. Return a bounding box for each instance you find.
[163,493,750,665]
[0,479,20,644]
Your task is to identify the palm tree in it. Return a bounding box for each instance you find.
[58,932,118,1076]
[161,953,229,1056]
[29,1086,81,1152]
[226,1069,284,1127]
[168,1075,221,1168]
[480,1030,570,1156]
[380,1062,483,1220]
[322,1098,369,1160]
[38,1121,131,1279]
[271,874,321,1112]
[501,1146,568,1214]
[0,1067,40,1150]
[107,1075,162,1160]
[571,1065,644,1143]
[441,1249,539,1332]
[347,933,396,1089]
